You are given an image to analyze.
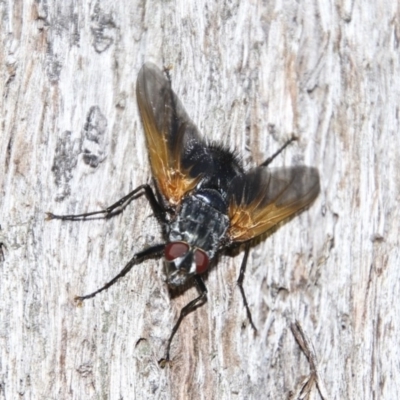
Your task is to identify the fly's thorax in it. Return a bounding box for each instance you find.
[164,192,229,288]
[167,193,230,260]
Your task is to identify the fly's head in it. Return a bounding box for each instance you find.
[164,192,230,288]
[164,241,210,287]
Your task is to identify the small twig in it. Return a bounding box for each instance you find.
[290,321,328,400]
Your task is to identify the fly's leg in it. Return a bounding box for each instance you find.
[46,184,167,223]
[237,242,257,332]
[0,225,5,262]
[260,136,297,167]
[46,184,167,301]
[159,275,208,367]
[75,243,165,301]
[0,242,5,262]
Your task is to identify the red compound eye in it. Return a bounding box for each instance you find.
[164,242,189,261]
[194,249,209,274]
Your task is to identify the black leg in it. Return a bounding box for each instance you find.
[0,242,5,262]
[46,183,167,223]
[0,225,5,262]
[159,275,208,367]
[260,136,297,167]
[75,243,165,301]
[237,242,257,331]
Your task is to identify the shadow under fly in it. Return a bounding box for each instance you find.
[47,63,320,366]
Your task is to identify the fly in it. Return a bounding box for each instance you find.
[47,63,320,365]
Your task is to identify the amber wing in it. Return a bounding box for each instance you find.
[136,63,212,206]
[227,166,320,242]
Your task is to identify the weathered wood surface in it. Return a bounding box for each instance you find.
[0,1,398,399]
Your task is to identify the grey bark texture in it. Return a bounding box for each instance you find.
[0,1,398,399]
